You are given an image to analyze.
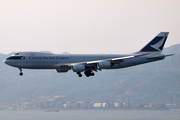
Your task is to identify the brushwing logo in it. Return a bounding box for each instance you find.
[150,38,164,51]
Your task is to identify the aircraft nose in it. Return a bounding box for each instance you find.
[3,59,9,65]
[4,59,13,66]
[3,59,7,64]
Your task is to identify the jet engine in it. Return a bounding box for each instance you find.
[97,61,111,69]
[72,64,85,72]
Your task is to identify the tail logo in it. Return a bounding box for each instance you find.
[150,38,165,51]
[139,32,168,52]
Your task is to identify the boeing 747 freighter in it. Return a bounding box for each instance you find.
[4,32,174,77]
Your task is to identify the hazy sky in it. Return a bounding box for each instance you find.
[0,0,180,54]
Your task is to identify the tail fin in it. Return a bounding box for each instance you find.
[138,32,169,54]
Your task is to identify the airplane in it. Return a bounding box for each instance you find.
[4,32,174,77]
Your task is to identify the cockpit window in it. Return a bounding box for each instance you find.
[7,56,25,60]
[21,56,25,59]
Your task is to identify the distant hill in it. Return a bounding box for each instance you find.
[0,44,180,103]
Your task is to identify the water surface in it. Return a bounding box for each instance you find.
[0,110,180,120]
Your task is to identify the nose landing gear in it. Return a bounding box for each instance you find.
[19,68,23,76]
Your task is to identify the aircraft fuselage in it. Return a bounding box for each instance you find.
[4,52,164,70]
[3,32,172,77]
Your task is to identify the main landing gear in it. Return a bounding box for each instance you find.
[77,72,82,77]
[84,71,95,77]
[19,68,23,76]
[76,71,95,77]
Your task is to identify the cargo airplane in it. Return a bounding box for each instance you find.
[4,32,174,77]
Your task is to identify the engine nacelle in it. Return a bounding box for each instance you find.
[97,61,111,69]
[72,64,85,72]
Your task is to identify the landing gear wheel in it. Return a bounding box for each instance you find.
[77,72,82,77]
[19,72,23,76]
[84,71,95,77]
[78,74,82,77]
[91,73,95,76]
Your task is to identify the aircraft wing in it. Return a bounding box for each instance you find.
[55,53,149,69]
[84,53,148,65]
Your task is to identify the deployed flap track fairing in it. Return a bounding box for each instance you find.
[4,32,174,77]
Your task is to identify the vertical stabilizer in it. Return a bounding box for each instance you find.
[138,32,169,54]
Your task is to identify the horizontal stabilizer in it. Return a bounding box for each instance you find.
[146,54,174,59]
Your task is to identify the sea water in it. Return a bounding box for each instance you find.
[0,110,180,120]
